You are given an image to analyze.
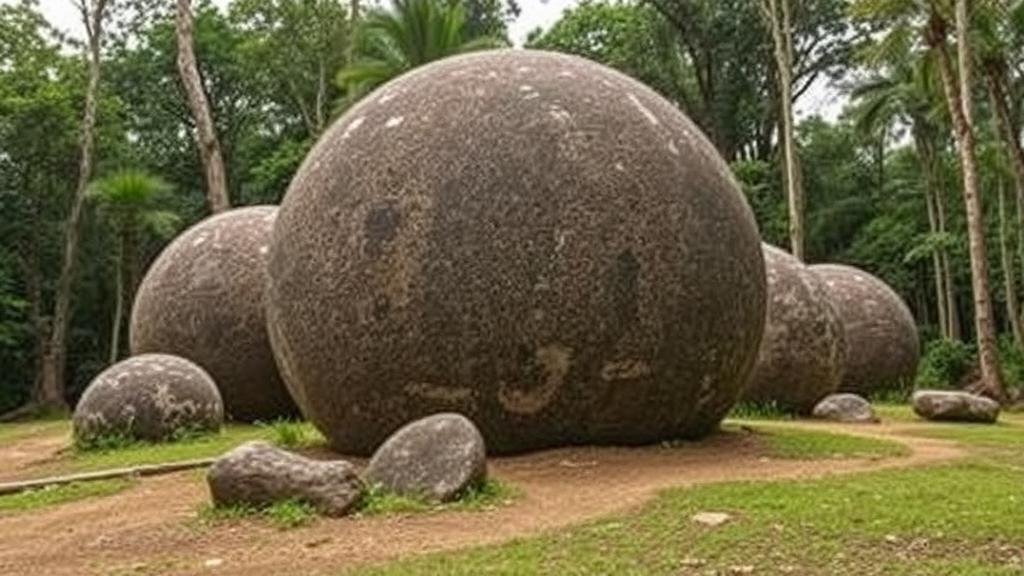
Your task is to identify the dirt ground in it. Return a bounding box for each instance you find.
[0,421,964,576]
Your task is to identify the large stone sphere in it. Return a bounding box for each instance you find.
[742,245,846,413]
[810,264,920,394]
[73,354,223,443]
[130,206,297,422]
[267,49,767,455]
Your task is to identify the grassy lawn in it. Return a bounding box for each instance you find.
[0,479,132,514]
[355,460,1024,575]
[737,423,909,460]
[0,419,70,443]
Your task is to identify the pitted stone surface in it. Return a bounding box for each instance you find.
[912,390,1000,423]
[207,441,364,516]
[810,264,920,395]
[267,49,767,455]
[743,245,846,413]
[130,206,297,422]
[73,354,223,443]
[364,413,487,502]
[812,393,877,423]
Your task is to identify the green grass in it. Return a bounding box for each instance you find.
[0,479,131,514]
[199,499,318,529]
[354,461,1024,575]
[727,401,795,420]
[0,418,70,443]
[358,479,519,517]
[755,426,909,460]
[259,419,326,450]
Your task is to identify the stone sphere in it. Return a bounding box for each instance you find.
[742,245,846,413]
[73,354,223,443]
[267,49,767,455]
[810,264,920,394]
[130,206,297,422]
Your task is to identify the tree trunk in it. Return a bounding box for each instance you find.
[108,237,124,365]
[923,169,949,338]
[762,0,805,260]
[930,5,1007,401]
[984,63,1024,214]
[176,0,231,214]
[37,0,109,412]
[936,177,961,340]
[1000,177,1023,347]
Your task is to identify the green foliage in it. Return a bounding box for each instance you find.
[199,498,318,529]
[260,419,325,450]
[998,337,1024,392]
[0,479,132,514]
[915,338,976,390]
[727,401,795,420]
[358,479,517,516]
[337,0,506,104]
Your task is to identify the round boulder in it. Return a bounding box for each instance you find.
[742,245,846,413]
[267,49,767,454]
[365,413,487,502]
[812,393,878,423]
[73,353,223,443]
[130,206,297,422]
[810,264,920,394]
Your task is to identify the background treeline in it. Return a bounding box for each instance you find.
[1,0,1023,414]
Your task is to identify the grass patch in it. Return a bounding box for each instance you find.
[0,419,69,443]
[354,461,1024,575]
[755,426,908,460]
[258,419,326,450]
[727,401,795,420]
[357,479,518,517]
[0,479,131,514]
[199,499,318,529]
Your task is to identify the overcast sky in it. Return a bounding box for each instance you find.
[9,0,844,119]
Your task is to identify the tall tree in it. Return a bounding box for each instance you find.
[88,170,179,363]
[337,0,505,104]
[176,0,231,213]
[35,0,110,413]
[762,0,806,260]
[927,1,1007,400]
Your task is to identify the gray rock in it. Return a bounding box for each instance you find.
[73,354,223,443]
[365,413,487,502]
[809,264,920,395]
[743,245,846,413]
[207,441,364,516]
[266,49,766,455]
[131,206,297,423]
[912,390,1000,423]
[812,393,878,423]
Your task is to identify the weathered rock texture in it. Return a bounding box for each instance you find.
[743,245,846,413]
[812,393,878,423]
[912,390,1000,423]
[131,206,297,422]
[810,264,920,394]
[73,354,223,443]
[267,49,766,455]
[365,413,487,502]
[207,441,364,516]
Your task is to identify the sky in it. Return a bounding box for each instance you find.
[10,0,844,119]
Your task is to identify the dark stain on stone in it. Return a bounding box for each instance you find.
[364,202,402,258]
[609,249,640,333]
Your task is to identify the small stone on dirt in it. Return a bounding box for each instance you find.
[912,390,1000,423]
[729,565,755,574]
[691,511,732,527]
[203,558,224,568]
[207,441,364,516]
[811,393,878,423]
[364,413,487,503]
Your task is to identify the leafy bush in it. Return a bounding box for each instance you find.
[998,336,1024,393]
[914,339,976,390]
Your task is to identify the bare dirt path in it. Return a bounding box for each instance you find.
[0,421,966,576]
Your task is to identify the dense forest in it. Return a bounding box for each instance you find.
[2,0,1024,414]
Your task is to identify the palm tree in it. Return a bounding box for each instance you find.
[851,56,961,341]
[88,170,180,364]
[336,0,505,105]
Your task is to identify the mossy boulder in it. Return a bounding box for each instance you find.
[73,354,223,444]
[130,206,297,422]
[266,50,766,455]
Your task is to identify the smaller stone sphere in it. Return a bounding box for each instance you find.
[743,245,846,413]
[73,354,223,443]
[130,206,297,422]
[810,264,920,394]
